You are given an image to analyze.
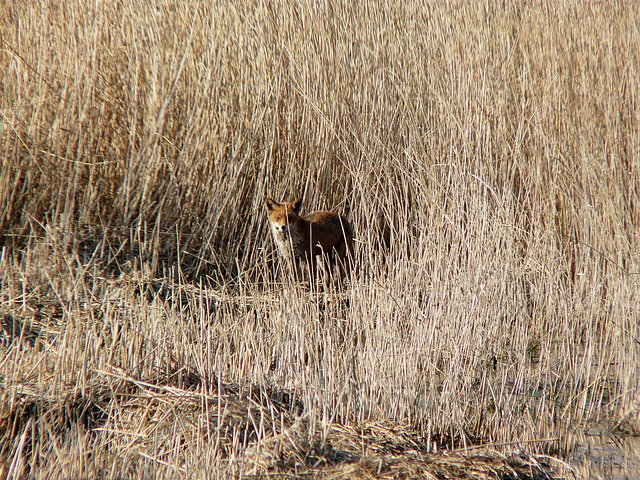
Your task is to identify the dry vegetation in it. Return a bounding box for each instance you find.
[1,0,639,478]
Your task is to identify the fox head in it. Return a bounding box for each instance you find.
[265,197,303,237]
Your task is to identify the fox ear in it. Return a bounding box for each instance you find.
[265,197,278,211]
[291,197,303,214]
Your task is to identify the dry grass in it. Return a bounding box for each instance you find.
[1,0,639,478]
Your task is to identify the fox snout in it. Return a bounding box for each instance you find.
[273,223,289,234]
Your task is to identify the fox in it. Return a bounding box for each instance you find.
[264,196,354,281]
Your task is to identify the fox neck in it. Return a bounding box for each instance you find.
[270,218,310,261]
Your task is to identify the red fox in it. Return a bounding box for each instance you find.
[264,196,353,280]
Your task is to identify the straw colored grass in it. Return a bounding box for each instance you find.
[1,0,638,478]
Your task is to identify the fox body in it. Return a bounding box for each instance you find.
[265,197,353,276]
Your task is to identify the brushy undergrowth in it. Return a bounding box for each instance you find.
[1,0,638,478]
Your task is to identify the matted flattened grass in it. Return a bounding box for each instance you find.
[0,265,576,479]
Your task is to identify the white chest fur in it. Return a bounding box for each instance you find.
[269,221,305,262]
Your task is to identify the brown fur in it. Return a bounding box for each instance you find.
[265,197,353,279]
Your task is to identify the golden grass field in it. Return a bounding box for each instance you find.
[1,0,639,478]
